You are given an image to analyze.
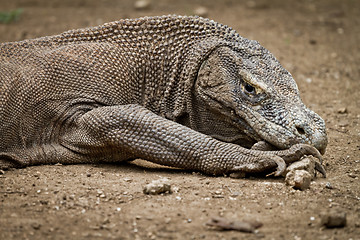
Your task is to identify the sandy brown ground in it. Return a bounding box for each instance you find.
[0,0,359,239]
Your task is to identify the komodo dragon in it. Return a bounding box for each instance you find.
[0,15,327,176]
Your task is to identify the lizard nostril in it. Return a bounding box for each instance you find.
[296,126,306,135]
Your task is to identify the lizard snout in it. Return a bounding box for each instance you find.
[293,118,327,155]
[310,128,328,155]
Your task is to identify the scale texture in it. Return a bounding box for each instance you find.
[0,15,327,175]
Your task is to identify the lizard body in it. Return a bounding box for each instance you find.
[0,15,327,176]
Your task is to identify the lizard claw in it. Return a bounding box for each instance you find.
[279,143,323,164]
[277,144,326,177]
[230,155,286,177]
[314,160,327,178]
[271,156,286,177]
[230,143,325,178]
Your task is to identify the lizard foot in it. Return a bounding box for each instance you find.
[278,143,323,164]
[256,142,326,177]
[231,155,286,177]
[231,143,326,178]
[277,144,326,177]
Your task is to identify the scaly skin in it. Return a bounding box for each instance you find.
[0,15,327,176]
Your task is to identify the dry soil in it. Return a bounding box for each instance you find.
[0,0,359,239]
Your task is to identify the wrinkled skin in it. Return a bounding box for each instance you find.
[0,15,327,177]
[189,46,327,175]
[192,47,327,154]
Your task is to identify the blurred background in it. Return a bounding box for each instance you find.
[0,0,357,110]
[0,0,356,46]
[1,1,359,239]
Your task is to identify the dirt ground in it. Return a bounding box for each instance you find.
[0,0,359,239]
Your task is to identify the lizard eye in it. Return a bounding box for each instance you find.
[244,83,256,94]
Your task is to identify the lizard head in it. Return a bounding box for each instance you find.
[192,45,327,154]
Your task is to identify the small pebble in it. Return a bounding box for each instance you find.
[338,120,349,127]
[321,211,347,228]
[285,170,312,190]
[325,182,333,189]
[124,178,133,182]
[348,173,357,178]
[206,217,263,232]
[134,0,151,10]
[31,223,41,230]
[86,173,91,177]
[305,78,312,83]
[285,157,316,179]
[337,28,344,34]
[309,39,317,45]
[337,107,348,114]
[194,6,208,17]
[230,192,240,197]
[143,178,172,195]
[212,195,224,199]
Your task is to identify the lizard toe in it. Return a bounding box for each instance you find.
[280,144,323,164]
[270,155,286,177]
[230,155,285,176]
[314,160,327,178]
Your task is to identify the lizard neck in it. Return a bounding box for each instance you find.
[161,39,230,123]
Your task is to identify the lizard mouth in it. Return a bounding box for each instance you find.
[236,130,280,151]
[231,115,294,151]
[233,106,308,151]
[235,116,326,155]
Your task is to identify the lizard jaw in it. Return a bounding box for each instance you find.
[236,107,327,155]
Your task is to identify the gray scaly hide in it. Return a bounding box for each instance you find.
[0,15,327,176]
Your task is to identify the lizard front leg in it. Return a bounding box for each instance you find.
[59,104,323,176]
